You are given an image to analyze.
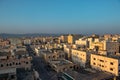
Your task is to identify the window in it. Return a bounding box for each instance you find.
[110,62,113,65]
[1,64,3,67]
[16,63,18,65]
[100,60,104,62]
[53,56,55,58]
[48,56,50,59]
[13,62,15,65]
[93,58,96,60]
[93,63,96,65]
[19,62,21,65]
[9,63,12,66]
[11,75,15,79]
[26,62,28,64]
[99,64,101,67]
[110,68,113,71]
[70,66,73,68]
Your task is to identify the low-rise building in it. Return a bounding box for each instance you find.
[0,68,16,80]
[23,39,31,45]
[0,57,32,70]
[39,50,65,62]
[71,49,91,68]
[63,44,71,60]
[0,55,32,80]
[90,53,120,76]
[89,38,119,53]
[75,38,89,48]
[58,70,115,80]
[48,59,75,72]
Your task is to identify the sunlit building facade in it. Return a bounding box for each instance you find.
[91,54,120,76]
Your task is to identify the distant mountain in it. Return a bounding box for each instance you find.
[0,33,62,38]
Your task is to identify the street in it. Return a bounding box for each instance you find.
[26,45,58,80]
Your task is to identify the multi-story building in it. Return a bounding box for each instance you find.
[35,47,40,56]
[71,49,91,68]
[9,38,22,46]
[58,70,114,80]
[39,50,65,62]
[60,34,82,44]
[104,34,112,40]
[0,40,10,47]
[0,57,32,70]
[90,53,120,76]
[0,56,32,80]
[48,59,75,72]
[59,35,68,43]
[0,68,16,80]
[23,39,31,45]
[63,44,71,60]
[89,38,120,53]
[68,34,73,44]
[105,41,120,53]
[75,38,89,48]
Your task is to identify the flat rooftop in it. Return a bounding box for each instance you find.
[48,59,73,66]
[41,50,53,54]
[64,70,114,80]
[0,52,11,56]
[0,68,16,74]
[73,48,96,54]
[108,54,120,59]
[92,53,120,60]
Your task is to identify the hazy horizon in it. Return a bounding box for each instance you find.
[0,0,120,34]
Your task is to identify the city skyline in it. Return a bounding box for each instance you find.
[0,0,120,34]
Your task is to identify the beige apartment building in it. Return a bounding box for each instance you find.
[0,57,32,80]
[89,41,104,51]
[59,35,68,43]
[91,54,120,76]
[48,59,75,72]
[75,38,89,48]
[0,57,32,70]
[71,49,91,68]
[104,34,112,40]
[89,38,119,53]
[63,44,71,60]
[0,68,17,80]
[60,34,81,44]
[63,44,77,60]
[39,50,65,62]
[68,34,73,44]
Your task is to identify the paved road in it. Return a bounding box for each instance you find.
[26,45,57,80]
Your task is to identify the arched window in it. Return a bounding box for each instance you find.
[1,64,3,67]
[26,62,28,64]
[9,63,12,66]
[16,63,18,65]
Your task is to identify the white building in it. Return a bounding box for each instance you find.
[71,49,91,68]
[75,38,89,48]
[24,39,31,45]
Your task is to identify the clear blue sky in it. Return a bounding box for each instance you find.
[0,0,120,34]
